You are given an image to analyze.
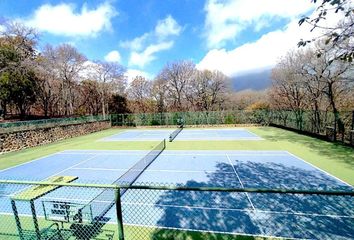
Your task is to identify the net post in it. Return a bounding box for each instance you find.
[115,187,125,240]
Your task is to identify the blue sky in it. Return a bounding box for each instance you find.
[0,0,319,81]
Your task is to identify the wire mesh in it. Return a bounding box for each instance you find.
[1,180,353,240]
[0,115,109,133]
[0,181,118,240]
[75,139,166,226]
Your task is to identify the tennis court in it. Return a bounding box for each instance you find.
[1,148,353,239]
[101,128,262,141]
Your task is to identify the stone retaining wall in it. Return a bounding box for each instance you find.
[0,121,111,154]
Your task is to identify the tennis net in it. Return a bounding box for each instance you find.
[169,124,184,142]
[78,139,166,222]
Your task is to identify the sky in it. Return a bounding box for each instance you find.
[0,0,329,82]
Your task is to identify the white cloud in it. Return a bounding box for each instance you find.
[104,50,121,63]
[123,15,181,68]
[120,33,149,51]
[0,24,5,33]
[204,0,314,48]
[197,11,342,77]
[155,15,182,40]
[125,69,152,83]
[129,41,173,68]
[25,2,116,37]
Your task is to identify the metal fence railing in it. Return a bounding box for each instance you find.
[1,110,353,145]
[1,179,353,240]
[268,110,354,145]
[110,110,269,127]
[110,110,354,146]
[0,115,109,133]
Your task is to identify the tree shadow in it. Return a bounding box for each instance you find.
[141,161,354,239]
[259,127,354,169]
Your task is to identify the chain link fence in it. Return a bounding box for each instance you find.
[111,110,354,146]
[1,110,353,145]
[111,111,269,127]
[1,180,353,240]
[268,110,354,145]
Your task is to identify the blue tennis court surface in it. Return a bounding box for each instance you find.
[101,128,262,141]
[0,150,353,239]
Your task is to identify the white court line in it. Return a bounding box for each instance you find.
[8,154,98,197]
[41,196,99,203]
[99,139,167,141]
[285,151,353,187]
[5,193,350,220]
[0,151,65,173]
[56,150,289,157]
[124,202,354,219]
[71,167,235,174]
[0,210,305,240]
[226,154,256,211]
[175,138,264,141]
[244,129,264,139]
[122,223,306,240]
[58,152,148,156]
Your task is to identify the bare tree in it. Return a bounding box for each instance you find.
[151,77,168,114]
[157,60,195,111]
[270,51,308,128]
[88,61,126,117]
[186,70,229,111]
[127,76,153,113]
[46,44,86,116]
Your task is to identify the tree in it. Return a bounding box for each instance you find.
[127,76,153,113]
[186,70,229,111]
[109,94,129,114]
[151,78,168,115]
[0,22,39,119]
[45,44,86,116]
[270,51,308,129]
[88,61,126,117]
[298,0,354,61]
[35,48,61,117]
[157,61,195,111]
[79,80,101,115]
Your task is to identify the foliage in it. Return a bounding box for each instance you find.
[108,94,130,114]
[298,0,354,61]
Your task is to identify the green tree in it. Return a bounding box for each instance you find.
[0,22,39,119]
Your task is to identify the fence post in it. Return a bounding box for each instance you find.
[115,188,125,240]
[351,111,354,145]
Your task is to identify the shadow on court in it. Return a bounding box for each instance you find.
[146,162,354,239]
[260,127,354,170]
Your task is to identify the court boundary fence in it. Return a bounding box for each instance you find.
[1,179,353,240]
[1,110,353,146]
[111,110,354,146]
[0,115,109,133]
